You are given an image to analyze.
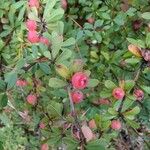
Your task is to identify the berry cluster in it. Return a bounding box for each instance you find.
[27,0,49,45]
[71,72,89,104]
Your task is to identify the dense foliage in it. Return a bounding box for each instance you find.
[0,0,150,149]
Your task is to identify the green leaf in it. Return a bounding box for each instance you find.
[0,93,8,108]
[43,0,57,20]
[101,51,110,61]
[0,141,3,150]
[62,38,76,47]
[126,7,136,16]
[85,140,105,150]
[127,38,145,48]
[0,39,4,51]
[0,80,6,91]
[141,12,150,20]
[39,63,51,74]
[125,58,140,65]
[94,20,104,28]
[63,136,79,150]
[114,12,126,26]
[146,32,150,48]
[43,51,52,59]
[76,30,84,40]
[47,132,62,146]
[28,9,39,21]
[56,48,72,63]
[49,78,67,88]
[140,85,150,94]
[5,71,17,89]
[100,90,112,98]
[101,12,111,20]
[87,79,99,87]
[17,5,26,21]
[57,21,64,35]
[104,80,117,89]
[108,108,118,115]
[113,100,122,110]
[15,58,26,70]
[124,106,140,120]
[84,30,93,37]
[51,32,63,58]
[101,120,111,131]
[124,80,135,92]
[47,101,63,118]
[126,119,140,129]
[46,8,64,23]
[84,23,93,30]
[12,1,25,9]
[94,32,102,43]
[121,98,134,112]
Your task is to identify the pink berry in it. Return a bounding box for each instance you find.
[41,143,49,150]
[112,87,125,100]
[26,20,37,31]
[111,120,121,130]
[87,17,95,24]
[16,79,27,87]
[71,90,84,104]
[88,119,97,129]
[26,94,37,105]
[61,0,67,10]
[134,89,144,101]
[39,122,46,129]
[71,72,89,89]
[28,0,39,8]
[27,31,39,43]
[40,37,50,46]
[99,98,110,105]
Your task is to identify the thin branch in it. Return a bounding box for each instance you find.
[67,15,83,29]
[121,117,150,149]
[67,86,75,113]
[67,86,86,147]
[118,96,126,114]
[41,105,53,132]
[134,62,144,82]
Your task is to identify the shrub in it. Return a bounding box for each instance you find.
[0,0,150,149]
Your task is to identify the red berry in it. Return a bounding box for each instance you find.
[111,120,121,130]
[87,17,95,24]
[99,98,110,105]
[71,72,88,89]
[112,87,125,100]
[40,37,50,46]
[71,90,84,104]
[26,20,37,31]
[28,0,39,8]
[27,31,39,43]
[26,94,37,105]
[16,79,27,87]
[134,89,144,101]
[39,122,46,129]
[61,0,67,10]
[41,143,49,150]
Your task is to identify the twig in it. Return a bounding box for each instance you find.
[118,96,126,114]
[134,62,144,82]
[67,86,86,147]
[67,15,83,29]
[121,117,150,149]
[67,86,75,113]
[41,105,53,132]
[75,43,83,60]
